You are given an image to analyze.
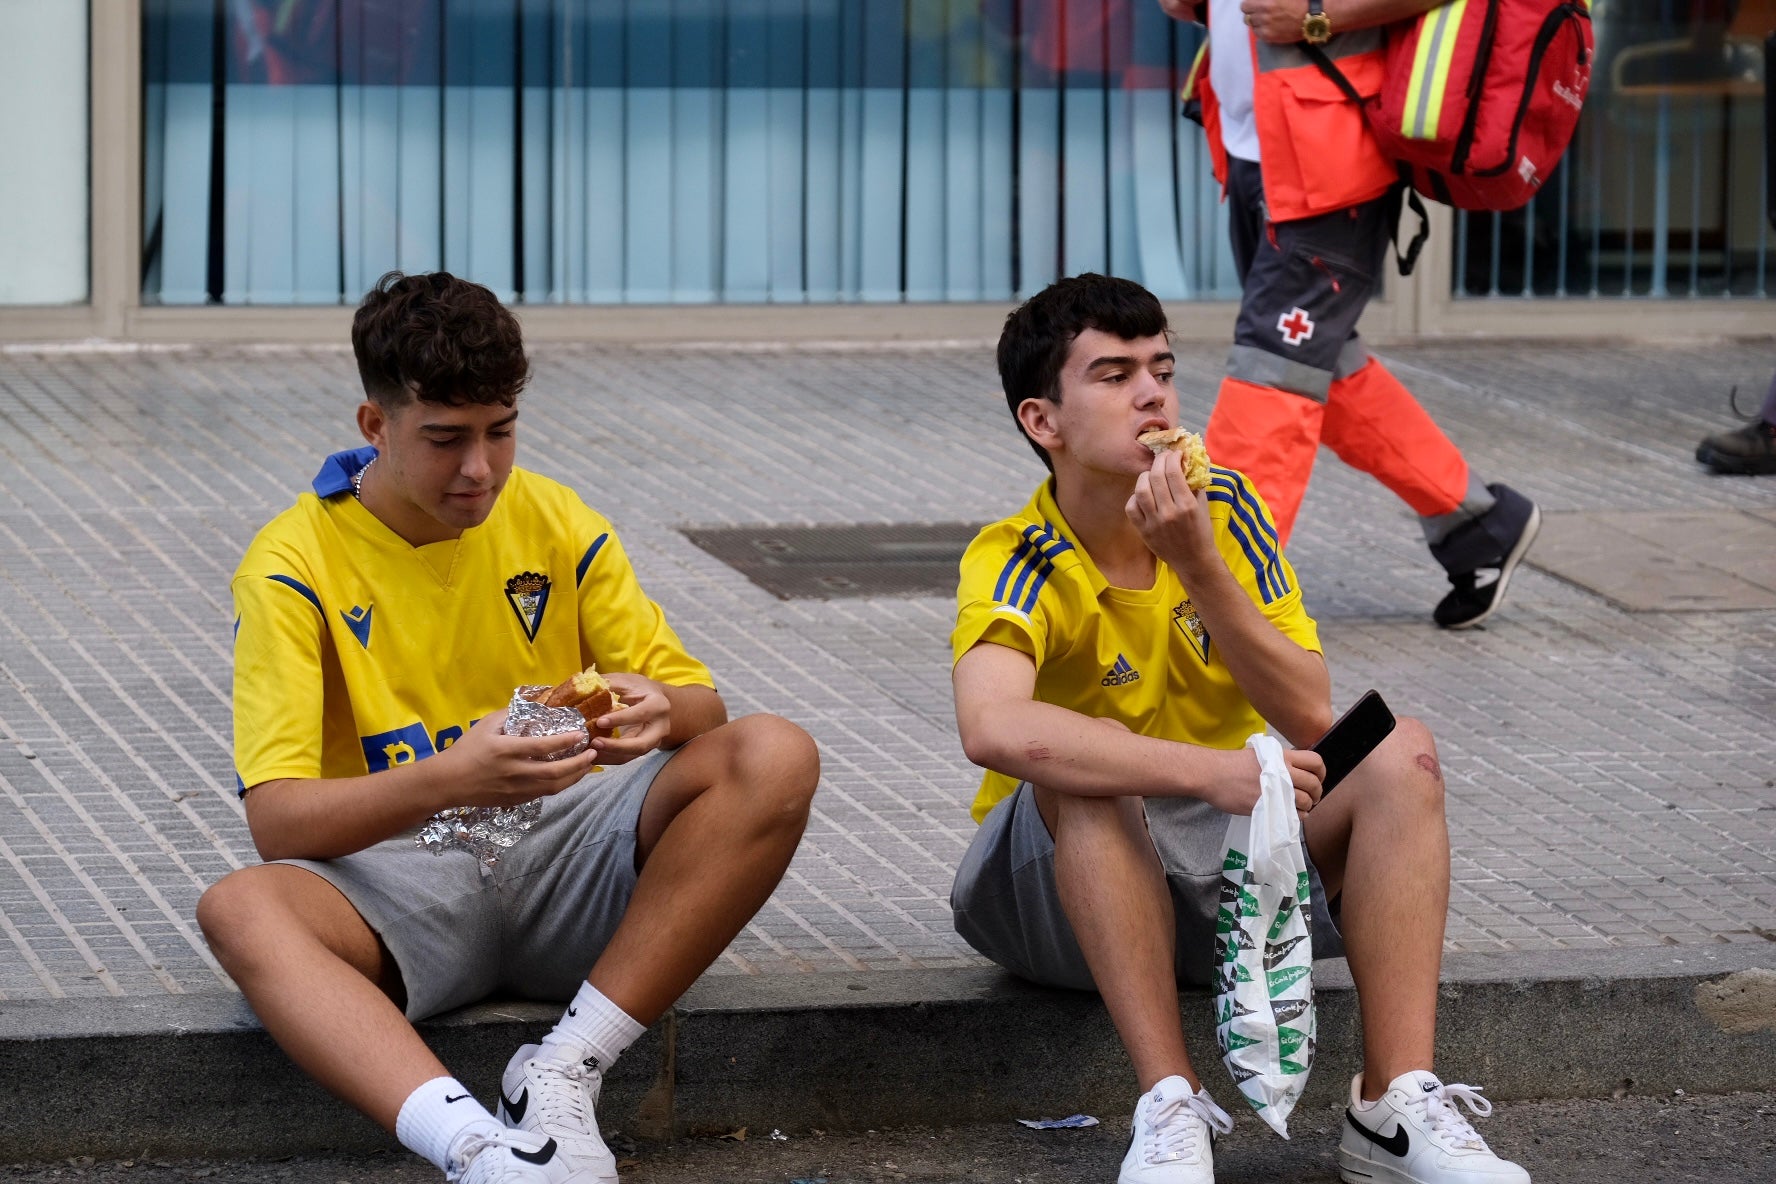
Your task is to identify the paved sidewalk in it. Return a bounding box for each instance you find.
[0,336,1774,1156]
[1,337,1772,997]
[0,342,1768,1001]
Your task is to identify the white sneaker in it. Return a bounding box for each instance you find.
[1118,1075,1235,1184]
[1337,1070,1531,1184]
[451,1127,578,1184]
[498,1043,618,1183]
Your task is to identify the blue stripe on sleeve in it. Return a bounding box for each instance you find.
[265,574,323,615]
[1206,493,1281,604]
[1211,468,1290,597]
[1018,558,1055,614]
[576,533,610,587]
[994,536,1035,603]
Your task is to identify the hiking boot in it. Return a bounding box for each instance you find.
[1429,484,1540,629]
[499,1043,617,1183]
[451,1127,578,1184]
[1695,418,1776,475]
[1118,1075,1234,1184]
[1337,1071,1530,1184]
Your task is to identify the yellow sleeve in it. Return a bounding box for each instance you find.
[1204,466,1322,654]
[231,565,329,792]
[950,522,1068,670]
[572,512,715,689]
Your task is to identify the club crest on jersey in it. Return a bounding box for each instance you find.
[1173,598,1211,662]
[504,571,551,642]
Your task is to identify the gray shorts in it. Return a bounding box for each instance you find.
[278,748,672,1021]
[950,784,1344,991]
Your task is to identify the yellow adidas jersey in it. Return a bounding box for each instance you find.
[952,472,1320,823]
[231,449,713,792]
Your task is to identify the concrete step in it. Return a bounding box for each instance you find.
[1,945,1771,1160]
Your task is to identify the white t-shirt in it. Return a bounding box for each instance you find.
[1207,0,1260,163]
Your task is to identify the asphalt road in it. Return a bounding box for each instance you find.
[4,1090,1770,1183]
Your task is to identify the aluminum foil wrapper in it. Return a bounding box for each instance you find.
[415,685,591,868]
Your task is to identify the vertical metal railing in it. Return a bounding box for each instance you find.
[1457,7,1770,301]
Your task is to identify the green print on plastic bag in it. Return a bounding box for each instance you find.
[1266,895,1298,941]
[1266,964,1311,996]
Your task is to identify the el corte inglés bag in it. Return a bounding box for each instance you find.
[1214,733,1316,1137]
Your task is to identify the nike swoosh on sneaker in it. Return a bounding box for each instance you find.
[501,1085,529,1124]
[443,1093,472,1104]
[512,1137,559,1166]
[1347,1110,1411,1158]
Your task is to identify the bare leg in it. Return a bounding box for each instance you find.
[586,714,818,1024]
[1303,716,1449,1099]
[1036,783,1198,1091]
[196,865,442,1132]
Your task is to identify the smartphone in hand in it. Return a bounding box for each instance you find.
[1311,690,1396,796]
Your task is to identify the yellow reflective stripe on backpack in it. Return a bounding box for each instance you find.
[1401,0,1468,141]
[1181,40,1209,104]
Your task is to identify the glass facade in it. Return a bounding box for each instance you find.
[0,2,89,305]
[138,1,1775,309]
[141,0,1241,306]
[1458,0,1772,298]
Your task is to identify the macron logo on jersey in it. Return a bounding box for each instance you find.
[1101,654,1141,686]
[340,604,373,650]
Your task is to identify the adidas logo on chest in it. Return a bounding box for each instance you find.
[1101,654,1141,686]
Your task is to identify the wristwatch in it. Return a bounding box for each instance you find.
[1302,0,1332,44]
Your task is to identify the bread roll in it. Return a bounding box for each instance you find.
[1137,427,1213,492]
[527,666,622,740]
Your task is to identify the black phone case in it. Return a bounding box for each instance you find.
[1312,690,1396,794]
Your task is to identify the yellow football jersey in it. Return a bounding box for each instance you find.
[952,471,1320,823]
[231,448,713,792]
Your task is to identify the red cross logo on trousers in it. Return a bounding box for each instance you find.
[1277,307,1315,347]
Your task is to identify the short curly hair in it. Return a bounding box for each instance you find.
[997,274,1169,471]
[351,271,531,408]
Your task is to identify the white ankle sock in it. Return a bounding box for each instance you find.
[395,1076,503,1178]
[538,981,646,1069]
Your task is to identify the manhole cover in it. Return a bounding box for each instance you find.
[683,523,982,600]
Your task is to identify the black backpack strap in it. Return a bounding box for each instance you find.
[1304,42,1429,276]
[1390,183,1430,276]
[1301,42,1364,106]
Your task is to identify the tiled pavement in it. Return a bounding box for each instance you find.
[0,336,1772,1001]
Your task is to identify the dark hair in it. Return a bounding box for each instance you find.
[351,271,532,408]
[996,274,1169,470]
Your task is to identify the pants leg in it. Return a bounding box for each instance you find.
[1208,162,1484,546]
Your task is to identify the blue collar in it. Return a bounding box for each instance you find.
[312,446,379,498]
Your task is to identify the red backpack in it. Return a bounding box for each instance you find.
[1308,0,1594,262]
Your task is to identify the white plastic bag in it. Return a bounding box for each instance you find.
[1213,733,1316,1137]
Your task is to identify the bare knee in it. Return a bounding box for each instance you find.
[197,866,292,969]
[1369,716,1445,814]
[1049,788,1147,841]
[716,713,819,821]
